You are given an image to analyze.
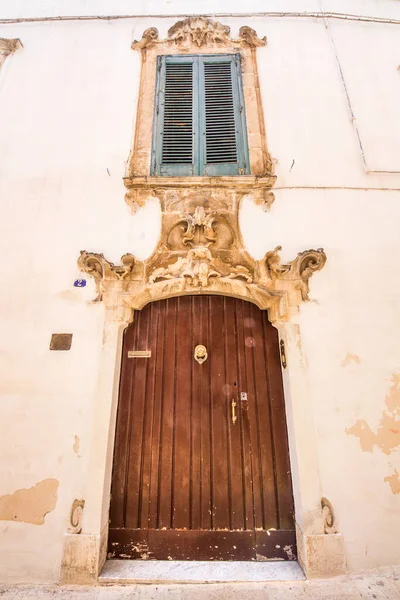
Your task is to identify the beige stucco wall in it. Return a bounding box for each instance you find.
[0,0,399,583]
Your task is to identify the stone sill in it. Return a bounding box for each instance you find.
[123,175,276,191]
[99,559,305,584]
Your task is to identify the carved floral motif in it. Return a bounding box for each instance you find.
[168,17,231,47]
[131,17,267,51]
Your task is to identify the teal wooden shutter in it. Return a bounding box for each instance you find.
[152,55,198,176]
[200,54,249,176]
[151,54,249,176]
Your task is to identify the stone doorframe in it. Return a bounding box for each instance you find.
[60,16,346,584]
[60,186,345,583]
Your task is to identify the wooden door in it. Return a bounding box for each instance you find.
[109,296,296,561]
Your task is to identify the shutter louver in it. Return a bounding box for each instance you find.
[204,62,237,165]
[161,63,193,165]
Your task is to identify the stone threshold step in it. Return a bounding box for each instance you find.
[99,560,305,584]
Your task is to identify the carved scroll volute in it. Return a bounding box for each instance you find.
[263,246,327,300]
[131,27,159,51]
[321,497,337,534]
[239,26,267,47]
[0,38,22,68]
[78,250,136,302]
[68,499,85,534]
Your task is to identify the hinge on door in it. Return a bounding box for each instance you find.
[280,339,287,369]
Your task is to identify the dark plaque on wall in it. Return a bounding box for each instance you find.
[49,333,73,351]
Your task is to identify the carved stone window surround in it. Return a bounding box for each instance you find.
[0,38,22,69]
[128,17,273,182]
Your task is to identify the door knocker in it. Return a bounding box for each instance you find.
[194,344,208,364]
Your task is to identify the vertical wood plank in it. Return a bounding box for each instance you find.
[209,296,230,529]
[124,309,150,529]
[158,298,178,528]
[200,296,212,530]
[224,297,245,530]
[172,297,192,528]
[138,303,160,528]
[262,312,295,530]
[249,302,279,529]
[109,322,136,528]
[148,302,166,528]
[234,300,254,530]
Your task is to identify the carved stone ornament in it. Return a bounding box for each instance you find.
[321,497,337,535]
[0,38,22,68]
[77,192,326,323]
[132,17,266,51]
[68,499,85,534]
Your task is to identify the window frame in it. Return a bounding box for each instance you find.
[151,53,250,177]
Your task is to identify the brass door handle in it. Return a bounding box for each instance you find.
[231,400,237,424]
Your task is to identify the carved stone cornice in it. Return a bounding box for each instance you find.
[132,17,266,51]
[124,176,276,212]
[77,197,326,322]
[0,38,22,67]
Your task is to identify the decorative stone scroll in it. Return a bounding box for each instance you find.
[0,38,22,69]
[78,190,326,323]
[68,499,85,535]
[132,18,266,52]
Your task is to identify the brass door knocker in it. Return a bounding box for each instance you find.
[194,344,208,364]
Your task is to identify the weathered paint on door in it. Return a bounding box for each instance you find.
[108,296,296,561]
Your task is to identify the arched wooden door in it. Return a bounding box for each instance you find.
[108,296,296,561]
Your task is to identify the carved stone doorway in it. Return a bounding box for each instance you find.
[108,295,296,562]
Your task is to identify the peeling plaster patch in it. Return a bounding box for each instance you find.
[73,435,80,456]
[341,353,361,367]
[0,479,59,525]
[384,469,400,495]
[346,374,400,455]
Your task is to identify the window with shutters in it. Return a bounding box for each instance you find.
[151,54,250,176]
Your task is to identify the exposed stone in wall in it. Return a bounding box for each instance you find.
[0,479,59,525]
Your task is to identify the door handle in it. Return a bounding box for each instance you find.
[231,400,237,424]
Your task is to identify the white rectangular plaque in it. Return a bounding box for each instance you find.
[128,350,151,358]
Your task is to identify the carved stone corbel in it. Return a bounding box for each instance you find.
[264,246,327,301]
[131,27,159,51]
[0,38,22,68]
[77,251,136,302]
[239,26,267,47]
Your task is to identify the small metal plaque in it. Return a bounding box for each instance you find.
[240,392,248,401]
[50,333,73,351]
[128,350,151,358]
